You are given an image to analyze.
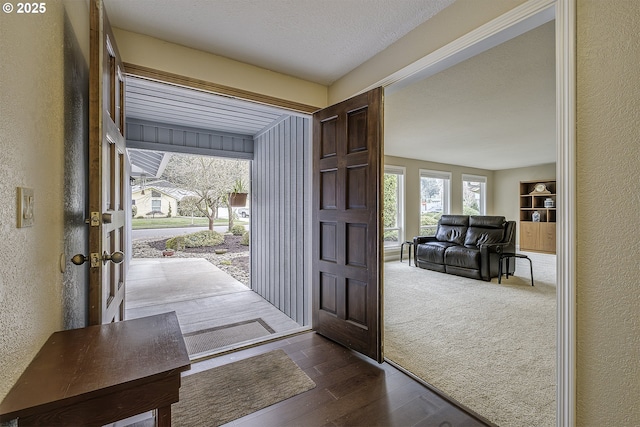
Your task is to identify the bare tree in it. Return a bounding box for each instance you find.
[162,154,249,231]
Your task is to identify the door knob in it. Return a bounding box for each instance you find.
[102,250,124,265]
[71,253,100,267]
[71,251,124,267]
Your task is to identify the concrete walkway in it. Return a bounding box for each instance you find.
[126,258,301,339]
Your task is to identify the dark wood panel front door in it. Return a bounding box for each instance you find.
[312,87,384,362]
[89,0,127,324]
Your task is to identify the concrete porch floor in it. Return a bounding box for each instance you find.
[125,258,302,349]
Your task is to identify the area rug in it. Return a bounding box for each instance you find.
[182,318,275,355]
[172,349,316,426]
[384,252,556,427]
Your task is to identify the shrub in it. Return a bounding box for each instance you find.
[240,231,250,246]
[132,205,138,218]
[165,236,186,251]
[231,224,245,236]
[463,206,480,216]
[420,212,441,226]
[165,230,224,250]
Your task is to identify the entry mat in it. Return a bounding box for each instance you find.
[182,318,275,355]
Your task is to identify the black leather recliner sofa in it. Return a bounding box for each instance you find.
[413,215,516,281]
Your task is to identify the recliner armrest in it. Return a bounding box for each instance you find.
[414,236,437,245]
[479,242,510,255]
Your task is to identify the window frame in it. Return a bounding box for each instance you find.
[383,165,405,249]
[419,169,451,235]
[462,174,487,215]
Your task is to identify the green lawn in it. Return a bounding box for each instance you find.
[132,216,247,229]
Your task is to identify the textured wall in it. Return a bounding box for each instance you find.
[0,2,66,400]
[0,0,89,402]
[576,1,640,425]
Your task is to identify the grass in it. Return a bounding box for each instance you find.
[132,216,247,229]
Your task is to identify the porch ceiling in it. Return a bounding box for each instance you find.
[126,76,290,136]
[125,76,295,177]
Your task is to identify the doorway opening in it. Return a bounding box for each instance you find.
[382,16,557,427]
[123,75,313,359]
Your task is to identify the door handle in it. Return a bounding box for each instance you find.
[71,251,124,267]
[102,250,124,265]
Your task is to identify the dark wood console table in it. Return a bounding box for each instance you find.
[0,312,190,426]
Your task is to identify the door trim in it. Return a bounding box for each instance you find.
[378,1,575,425]
[555,1,576,425]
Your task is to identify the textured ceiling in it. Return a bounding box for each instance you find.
[104,0,455,85]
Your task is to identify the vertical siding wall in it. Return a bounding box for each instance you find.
[252,116,310,325]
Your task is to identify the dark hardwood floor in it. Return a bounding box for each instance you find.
[188,331,489,427]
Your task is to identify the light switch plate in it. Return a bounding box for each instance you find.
[17,187,34,228]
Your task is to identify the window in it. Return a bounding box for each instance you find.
[419,170,451,236]
[462,174,487,215]
[383,166,405,247]
[151,190,161,198]
[151,199,162,212]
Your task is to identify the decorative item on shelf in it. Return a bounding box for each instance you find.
[544,198,555,208]
[532,211,541,222]
[227,178,248,207]
[529,183,551,194]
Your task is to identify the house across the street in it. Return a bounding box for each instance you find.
[131,180,196,218]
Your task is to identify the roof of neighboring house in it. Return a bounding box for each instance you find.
[131,180,198,201]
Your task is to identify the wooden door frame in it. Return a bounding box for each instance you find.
[362,0,575,424]
[120,67,317,328]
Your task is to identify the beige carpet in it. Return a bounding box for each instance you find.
[384,252,556,427]
[172,349,316,426]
